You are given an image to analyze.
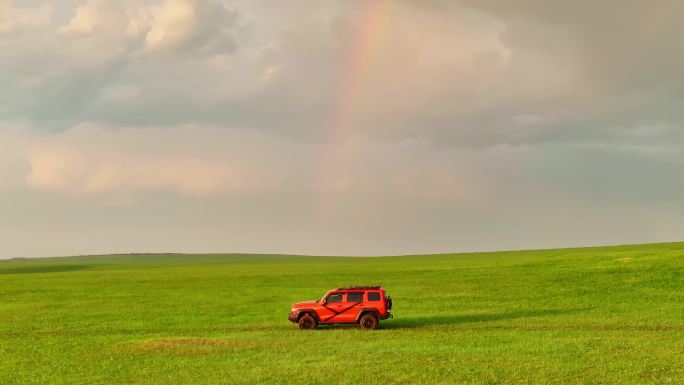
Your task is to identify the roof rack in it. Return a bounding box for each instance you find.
[336,286,383,290]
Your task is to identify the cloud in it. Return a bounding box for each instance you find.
[59,0,144,38]
[3,0,678,150]
[59,0,239,53]
[455,0,684,88]
[0,121,486,208]
[100,84,142,101]
[445,0,684,145]
[1,1,684,258]
[0,0,243,130]
[145,0,238,53]
[20,124,276,199]
[0,1,51,37]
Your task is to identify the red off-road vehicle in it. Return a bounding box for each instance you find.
[288,286,393,330]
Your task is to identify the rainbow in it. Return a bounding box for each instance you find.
[318,0,392,216]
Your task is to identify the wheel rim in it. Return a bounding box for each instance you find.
[301,318,312,328]
[363,318,375,328]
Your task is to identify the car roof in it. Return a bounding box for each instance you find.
[334,286,383,291]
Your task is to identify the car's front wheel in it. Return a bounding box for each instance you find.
[359,313,379,330]
[298,314,317,330]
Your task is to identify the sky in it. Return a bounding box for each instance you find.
[1,0,683,258]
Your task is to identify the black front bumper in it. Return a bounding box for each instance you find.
[288,312,298,322]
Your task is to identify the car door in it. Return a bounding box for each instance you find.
[341,292,365,322]
[319,292,344,323]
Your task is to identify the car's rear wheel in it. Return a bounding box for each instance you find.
[298,314,317,330]
[359,313,379,330]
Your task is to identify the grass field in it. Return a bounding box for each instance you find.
[1,243,682,385]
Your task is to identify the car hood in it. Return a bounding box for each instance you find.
[292,301,319,309]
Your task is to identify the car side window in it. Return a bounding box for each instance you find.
[367,292,381,301]
[347,293,364,302]
[326,293,343,303]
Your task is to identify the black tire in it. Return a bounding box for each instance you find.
[359,313,379,330]
[298,314,317,330]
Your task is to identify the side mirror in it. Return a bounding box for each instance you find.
[321,298,327,304]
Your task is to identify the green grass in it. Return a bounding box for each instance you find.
[1,243,682,385]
